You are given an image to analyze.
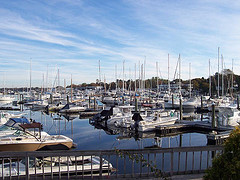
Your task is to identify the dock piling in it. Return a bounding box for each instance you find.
[135,98,138,112]
[211,103,216,128]
[172,94,174,109]
[237,95,239,110]
[180,98,183,120]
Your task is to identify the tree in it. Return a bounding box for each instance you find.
[204,126,240,180]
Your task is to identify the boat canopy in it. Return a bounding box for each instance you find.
[5,117,30,127]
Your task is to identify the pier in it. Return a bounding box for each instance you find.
[156,120,234,145]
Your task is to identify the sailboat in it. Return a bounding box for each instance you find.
[0,74,14,101]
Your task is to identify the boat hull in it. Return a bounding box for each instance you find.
[0,141,73,151]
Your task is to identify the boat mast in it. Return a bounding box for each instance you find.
[115,65,118,91]
[221,55,224,97]
[46,64,48,92]
[123,60,125,93]
[156,62,159,94]
[143,56,146,91]
[64,79,66,98]
[135,63,136,93]
[138,60,140,92]
[231,59,234,97]
[30,59,32,92]
[217,47,220,98]
[189,63,191,98]
[178,54,181,96]
[42,73,44,97]
[71,74,73,102]
[209,59,211,97]
[168,54,170,94]
[3,72,5,95]
[141,64,143,92]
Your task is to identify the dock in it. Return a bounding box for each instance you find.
[156,120,234,145]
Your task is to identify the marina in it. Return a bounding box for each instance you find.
[0,89,238,178]
[1,1,240,179]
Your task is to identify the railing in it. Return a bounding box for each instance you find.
[0,145,224,179]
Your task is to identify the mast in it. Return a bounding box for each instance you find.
[141,64,143,92]
[221,55,224,96]
[156,62,159,94]
[58,68,60,93]
[144,56,146,91]
[71,74,73,102]
[129,67,131,95]
[42,73,44,96]
[30,59,32,92]
[189,63,191,98]
[209,59,211,97]
[104,74,106,93]
[231,59,234,96]
[99,60,101,83]
[64,79,66,98]
[3,72,5,95]
[138,60,140,92]
[123,60,125,93]
[46,64,48,92]
[178,54,181,96]
[168,54,170,94]
[115,65,118,91]
[217,47,220,97]
[134,63,136,93]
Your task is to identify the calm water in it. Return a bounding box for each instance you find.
[0,101,208,150]
[1,101,214,173]
[26,109,207,150]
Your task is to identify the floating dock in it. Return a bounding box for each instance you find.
[156,120,234,145]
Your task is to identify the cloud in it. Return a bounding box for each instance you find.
[1,0,240,86]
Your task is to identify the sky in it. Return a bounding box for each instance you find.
[0,0,240,88]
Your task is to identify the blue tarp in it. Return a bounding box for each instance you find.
[96,100,103,106]
[10,117,30,124]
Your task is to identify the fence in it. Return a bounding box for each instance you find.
[0,145,224,179]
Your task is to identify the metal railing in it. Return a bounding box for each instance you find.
[0,145,224,179]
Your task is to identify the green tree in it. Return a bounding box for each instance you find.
[204,126,240,180]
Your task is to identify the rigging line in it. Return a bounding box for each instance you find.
[173,59,179,80]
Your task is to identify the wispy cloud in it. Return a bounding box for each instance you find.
[0,0,240,87]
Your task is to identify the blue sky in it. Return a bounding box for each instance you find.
[0,0,240,87]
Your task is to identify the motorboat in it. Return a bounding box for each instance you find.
[133,110,178,132]
[0,117,31,137]
[0,112,26,125]
[182,97,201,109]
[59,104,86,113]
[89,107,113,123]
[218,105,240,126]
[0,95,15,102]
[30,100,49,111]
[0,118,74,151]
[106,105,135,127]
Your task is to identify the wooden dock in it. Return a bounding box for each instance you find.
[156,120,234,145]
